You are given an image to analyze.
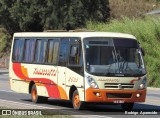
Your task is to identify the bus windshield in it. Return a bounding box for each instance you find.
[84,37,146,77]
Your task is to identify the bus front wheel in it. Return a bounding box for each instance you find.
[72,90,85,110]
[121,103,134,111]
[31,84,48,103]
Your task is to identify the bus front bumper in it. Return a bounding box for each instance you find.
[85,88,146,103]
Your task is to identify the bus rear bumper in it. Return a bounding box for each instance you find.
[85,88,146,103]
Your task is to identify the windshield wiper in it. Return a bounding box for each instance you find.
[104,64,112,75]
[119,60,128,73]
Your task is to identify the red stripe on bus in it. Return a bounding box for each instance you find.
[130,77,141,84]
[12,63,60,98]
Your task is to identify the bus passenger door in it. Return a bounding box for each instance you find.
[57,67,67,99]
[65,39,85,101]
[57,38,69,100]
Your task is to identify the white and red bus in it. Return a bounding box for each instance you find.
[9,31,147,110]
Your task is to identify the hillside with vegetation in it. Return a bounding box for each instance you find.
[109,0,160,19]
[0,0,160,87]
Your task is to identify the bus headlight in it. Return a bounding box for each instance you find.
[139,77,147,89]
[86,76,99,89]
[139,84,144,89]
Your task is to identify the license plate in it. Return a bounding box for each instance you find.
[113,100,125,104]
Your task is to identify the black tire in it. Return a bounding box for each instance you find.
[42,96,48,103]
[31,84,44,103]
[121,103,134,111]
[72,90,85,110]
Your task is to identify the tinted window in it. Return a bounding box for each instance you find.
[12,39,24,62]
[47,39,59,64]
[59,38,69,66]
[23,39,35,62]
[35,39,47,63]
[69,45,81,65]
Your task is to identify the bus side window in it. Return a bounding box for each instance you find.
[47,39,59,65]
[69,45,80,65]
[35,39,47,63]
[12,39,24,62]
[59,38,69,66]
[23,39,35,62]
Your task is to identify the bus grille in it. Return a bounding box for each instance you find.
[104,83,134,89]
[106,93,132,98]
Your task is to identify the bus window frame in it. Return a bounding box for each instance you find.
[22,38,36,63]
[12,38,25,63]
[46,38,60,65]
[34,39,48,64]
[58,38,70,66]
[12,37,83,67]
[67,41,82,67]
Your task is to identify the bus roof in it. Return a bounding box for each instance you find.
[13,32,136,39]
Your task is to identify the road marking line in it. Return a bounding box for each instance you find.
[0,74,9,75]
[0,90,15,93]
[146,98,160,102]
[0,99,54,109]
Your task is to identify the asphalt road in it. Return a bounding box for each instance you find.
[0,69,160,118]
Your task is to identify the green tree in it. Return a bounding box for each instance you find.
[0,0,19,34]
[0,0,110,34]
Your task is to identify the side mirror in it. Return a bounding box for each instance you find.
[141,48,145,56]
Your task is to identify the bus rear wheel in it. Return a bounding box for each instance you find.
[72,90,85,110]
[121,103,134,111]
[31,84,48,103]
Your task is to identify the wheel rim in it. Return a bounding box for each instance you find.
[74,94,80,108]
[31,88,37,101]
